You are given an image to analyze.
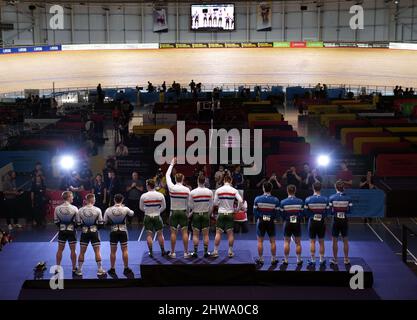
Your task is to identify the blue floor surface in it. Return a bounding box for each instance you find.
[1,221,417,300]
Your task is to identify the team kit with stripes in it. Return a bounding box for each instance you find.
[53,158,353,277]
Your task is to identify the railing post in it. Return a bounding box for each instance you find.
[402,224,408,263]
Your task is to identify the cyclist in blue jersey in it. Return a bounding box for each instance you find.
[253,182,280,266]
[279,185,304,265]
[328,180,352,265]
[304,182,328,266]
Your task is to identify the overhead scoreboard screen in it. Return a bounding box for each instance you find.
[191,4,235,31]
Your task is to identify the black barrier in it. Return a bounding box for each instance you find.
[402,224,417,263]
[0,191,31,219]
[386,190,417,217]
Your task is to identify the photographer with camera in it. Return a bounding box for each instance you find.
[256,171,282,189]
[281,165,302,188]
[153,168,167,196]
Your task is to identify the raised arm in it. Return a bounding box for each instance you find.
[165,157,176,191]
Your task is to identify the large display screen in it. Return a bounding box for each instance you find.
[191,4,235,31]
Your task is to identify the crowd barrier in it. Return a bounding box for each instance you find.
[386,190,417,217]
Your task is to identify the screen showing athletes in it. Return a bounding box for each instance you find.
[191,4,235,31]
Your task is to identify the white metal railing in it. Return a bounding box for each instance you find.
[0,82,396,99]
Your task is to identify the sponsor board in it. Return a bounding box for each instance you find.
[61,43,159,50]
[1,45,61,54]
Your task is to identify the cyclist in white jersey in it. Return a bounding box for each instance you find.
[54,191,79,275]
[212,174,243,258]
[104,194,134,276]
[75,193,106,276]
[166,157,191,258]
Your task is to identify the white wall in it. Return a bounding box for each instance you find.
[1,0,416,46]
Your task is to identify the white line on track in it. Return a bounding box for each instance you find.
[153,232,157,241]
[137,225,145,241]
[381,222,417,262]
[49,231,59,243]
[366,223,384,242]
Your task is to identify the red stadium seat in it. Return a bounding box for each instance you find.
[376,153,417,177]
[361,142,413,156]
[328,119,369,136]
[262,130,298,138]
[278,141,310,154]
[265,154,312,176]
[345,132,391,150]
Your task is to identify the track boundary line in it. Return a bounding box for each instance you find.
[49,231,59,243]
[366,223,384,242]
[137,225,145,241]
[381,222,417,262]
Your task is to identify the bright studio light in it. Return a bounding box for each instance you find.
[317,155,330,167]
[60,155,75,170]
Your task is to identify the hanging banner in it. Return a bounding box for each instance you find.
[256,2,272,31]
[153,7,168,33]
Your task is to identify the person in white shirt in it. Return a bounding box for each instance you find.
[139,179,168,258]
[189,175,213,258]
[104,194,134,276]
[54,191,79,275]
[212,174,243,258]
[75,193,106,276]
[166,157,191,258]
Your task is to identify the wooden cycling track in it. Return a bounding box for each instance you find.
[1,47,417,94]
